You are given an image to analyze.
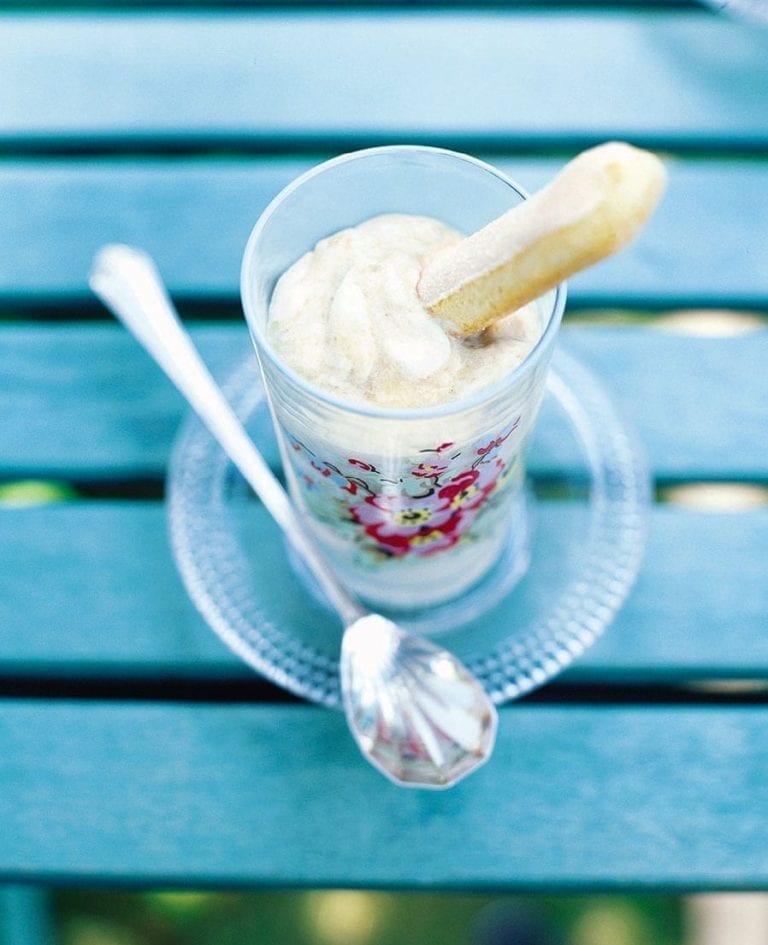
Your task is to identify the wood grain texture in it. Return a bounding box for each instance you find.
[0,158,765,308]
[2,0,767,897]
[2,699,768,889]
[1,323,765,479]
[2,11,767,147]
[1,500,766,684]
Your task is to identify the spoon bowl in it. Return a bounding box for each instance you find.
[343,614,497,787]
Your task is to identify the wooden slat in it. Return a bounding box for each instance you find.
[0,887,53,945]
[1,323,766,480]
[0,1,705,8]
[2,12,768,149]
[2,699,768,889]
[1,500,766,684]
[1,0,765,901]
[1,157,767,309]
[0,324,251,479]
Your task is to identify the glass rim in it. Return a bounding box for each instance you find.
[240,144,567,421]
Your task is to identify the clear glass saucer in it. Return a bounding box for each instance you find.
[167,346,650,709]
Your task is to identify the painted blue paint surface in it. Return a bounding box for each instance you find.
[0,159,766,306]
[2,325,766,478]
[2,12,768,143]
[1,502,767,680]
[1,0,767,893]
[2,701,768,890]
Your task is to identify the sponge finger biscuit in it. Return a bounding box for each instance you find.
[418,142,667,336]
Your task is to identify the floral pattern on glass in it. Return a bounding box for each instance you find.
[285,417,523,560]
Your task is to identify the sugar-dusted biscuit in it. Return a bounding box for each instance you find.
[418,142,667,335]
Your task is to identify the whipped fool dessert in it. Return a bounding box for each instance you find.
[268,214,543,410]
[250,143,665,613]
[265,213,550,614]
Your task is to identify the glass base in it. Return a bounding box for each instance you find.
[284,487,532,635]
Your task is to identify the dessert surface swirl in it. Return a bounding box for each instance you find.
[267,213,542,410]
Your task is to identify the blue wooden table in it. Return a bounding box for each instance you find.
[2,0,768,927]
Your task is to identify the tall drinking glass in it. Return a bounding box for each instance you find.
[241,146,565,613]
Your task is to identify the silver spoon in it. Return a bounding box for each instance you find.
[89,244,497,789]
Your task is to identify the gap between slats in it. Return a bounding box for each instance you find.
[5,474,768,506]
[2,673,768,708]
[2,156,768,308]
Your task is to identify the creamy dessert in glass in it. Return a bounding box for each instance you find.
[241,146,565,613]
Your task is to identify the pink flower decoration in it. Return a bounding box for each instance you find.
[310,460,332,478]
[411,461,449,479]
[438,463,505,512]
[477,438,501,457]
[348,458,376,472]
[351,491,454,536]
[365,511,466,557]
[288,422,519,560]
[476,419,519,456]
[475,456,505,489]
[438,469,484,511]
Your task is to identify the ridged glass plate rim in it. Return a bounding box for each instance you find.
[167,346,650,708]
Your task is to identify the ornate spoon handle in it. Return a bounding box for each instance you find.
[89,244,364,628]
